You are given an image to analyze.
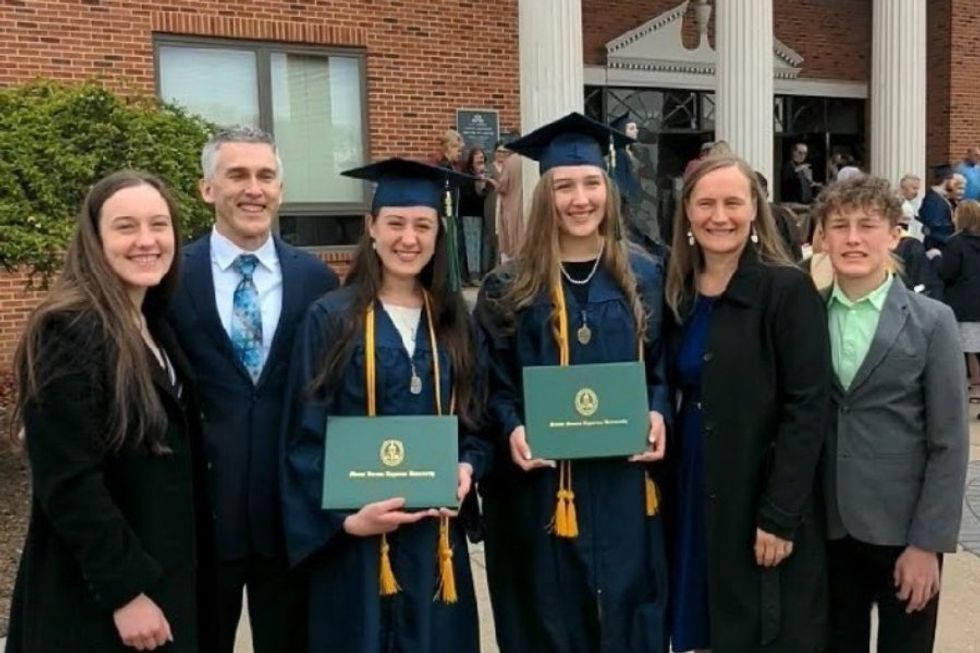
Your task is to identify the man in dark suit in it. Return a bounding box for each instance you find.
[919,165,957,253]
[168,126,339,653]
[814,175,968,653]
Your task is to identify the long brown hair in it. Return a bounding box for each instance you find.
[10,170,182,454]
[957,199,980,234]
[495,169,649,343]
[311,212,481,429]
[666,155,792,321]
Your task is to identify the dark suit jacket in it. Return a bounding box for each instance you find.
[824,280,969,552]
[666,247,832,653]
[895,235,943,300]
[168,234,338,561]
[7,313,208,653]
[938,231,980,322]
[918,188,954,251]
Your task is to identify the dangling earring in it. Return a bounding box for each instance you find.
[686,230,695,246]
[750,225,759,244]
[371,240,378,251]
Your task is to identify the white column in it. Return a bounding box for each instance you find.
[715,0,774,182]
[518,0,584,196]
[870,0,926,186]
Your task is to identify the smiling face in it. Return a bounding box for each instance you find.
[551,164,607,240]
[821,207,900,285]
[686,165,756,258]
[98,184,176,302]
[368,206,439,282]
[199,141,282,250]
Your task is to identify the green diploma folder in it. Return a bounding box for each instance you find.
[321,415,459,510]
[522,361,649,460]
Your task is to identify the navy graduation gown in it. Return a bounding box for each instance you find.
[474,251,671,653]
[281,285,487,653]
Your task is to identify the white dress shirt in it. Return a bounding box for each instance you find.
[210,228,283,368]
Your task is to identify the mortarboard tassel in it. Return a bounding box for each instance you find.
[443,182,462,292]
[436,515,458,603]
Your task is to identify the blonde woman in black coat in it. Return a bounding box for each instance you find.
[6,171,210,652]
[664,155,832,653]
[939,199,980,389]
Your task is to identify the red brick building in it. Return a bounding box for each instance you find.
[0,0,974,366]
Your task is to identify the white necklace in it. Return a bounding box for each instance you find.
[559,241,605,286]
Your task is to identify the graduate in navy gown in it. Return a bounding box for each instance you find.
[281,159,490,653]
[474,113,671,653]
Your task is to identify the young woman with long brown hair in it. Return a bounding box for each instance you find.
[665,154,830,653]
[6,170,207,652]
[280,159,489,653]
[474,113,670,652]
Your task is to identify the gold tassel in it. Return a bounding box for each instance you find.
[436,515,458,604]
[551,461,579,538]
[645,471,659,517]
[379,533,400,596]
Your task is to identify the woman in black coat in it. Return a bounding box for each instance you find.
[939,199,980,388]
[664,155,832,653]
[6,171,209,653]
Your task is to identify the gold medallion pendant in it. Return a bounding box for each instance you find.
[577,324,592,345]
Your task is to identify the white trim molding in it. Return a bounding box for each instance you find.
[605,0,803,81]
[585,65,868,99]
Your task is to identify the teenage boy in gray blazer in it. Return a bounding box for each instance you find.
[814,176,969,653]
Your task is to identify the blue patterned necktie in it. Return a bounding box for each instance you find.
[231,254,263,382]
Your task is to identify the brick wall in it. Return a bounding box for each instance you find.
[0,0,521,155]
[946,0,980,165]
[927,0,953,167]
[0,271,48,372]
[582,0,872,82]
[0,0,519,369]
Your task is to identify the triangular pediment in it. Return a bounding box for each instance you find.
[606,0,803,79]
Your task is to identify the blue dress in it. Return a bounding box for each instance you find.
[670,295,714,651]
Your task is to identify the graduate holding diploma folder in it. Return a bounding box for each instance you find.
[281,158,489,653]
[474,113,670,653]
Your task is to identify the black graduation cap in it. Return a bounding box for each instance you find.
[609,112,634,133]
[341,157,476,214]
[506,112,635,174]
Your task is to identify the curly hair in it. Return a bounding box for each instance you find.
[811,175,902,228]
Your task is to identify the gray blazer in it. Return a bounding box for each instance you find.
[824,280,969,552]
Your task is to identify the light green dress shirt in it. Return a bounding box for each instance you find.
[827,275,894,390]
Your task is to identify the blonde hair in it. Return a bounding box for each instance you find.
[956,199,980,234]
[497,169,648,344]
[708,140,732,156]
[441,129,463,152]
[665,154,793,321]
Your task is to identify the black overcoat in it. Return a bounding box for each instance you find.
[938,231,980,322]
[6,312,210,653]
[665,248,831,653]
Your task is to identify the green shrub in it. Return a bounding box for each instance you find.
[0,80,216,279]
